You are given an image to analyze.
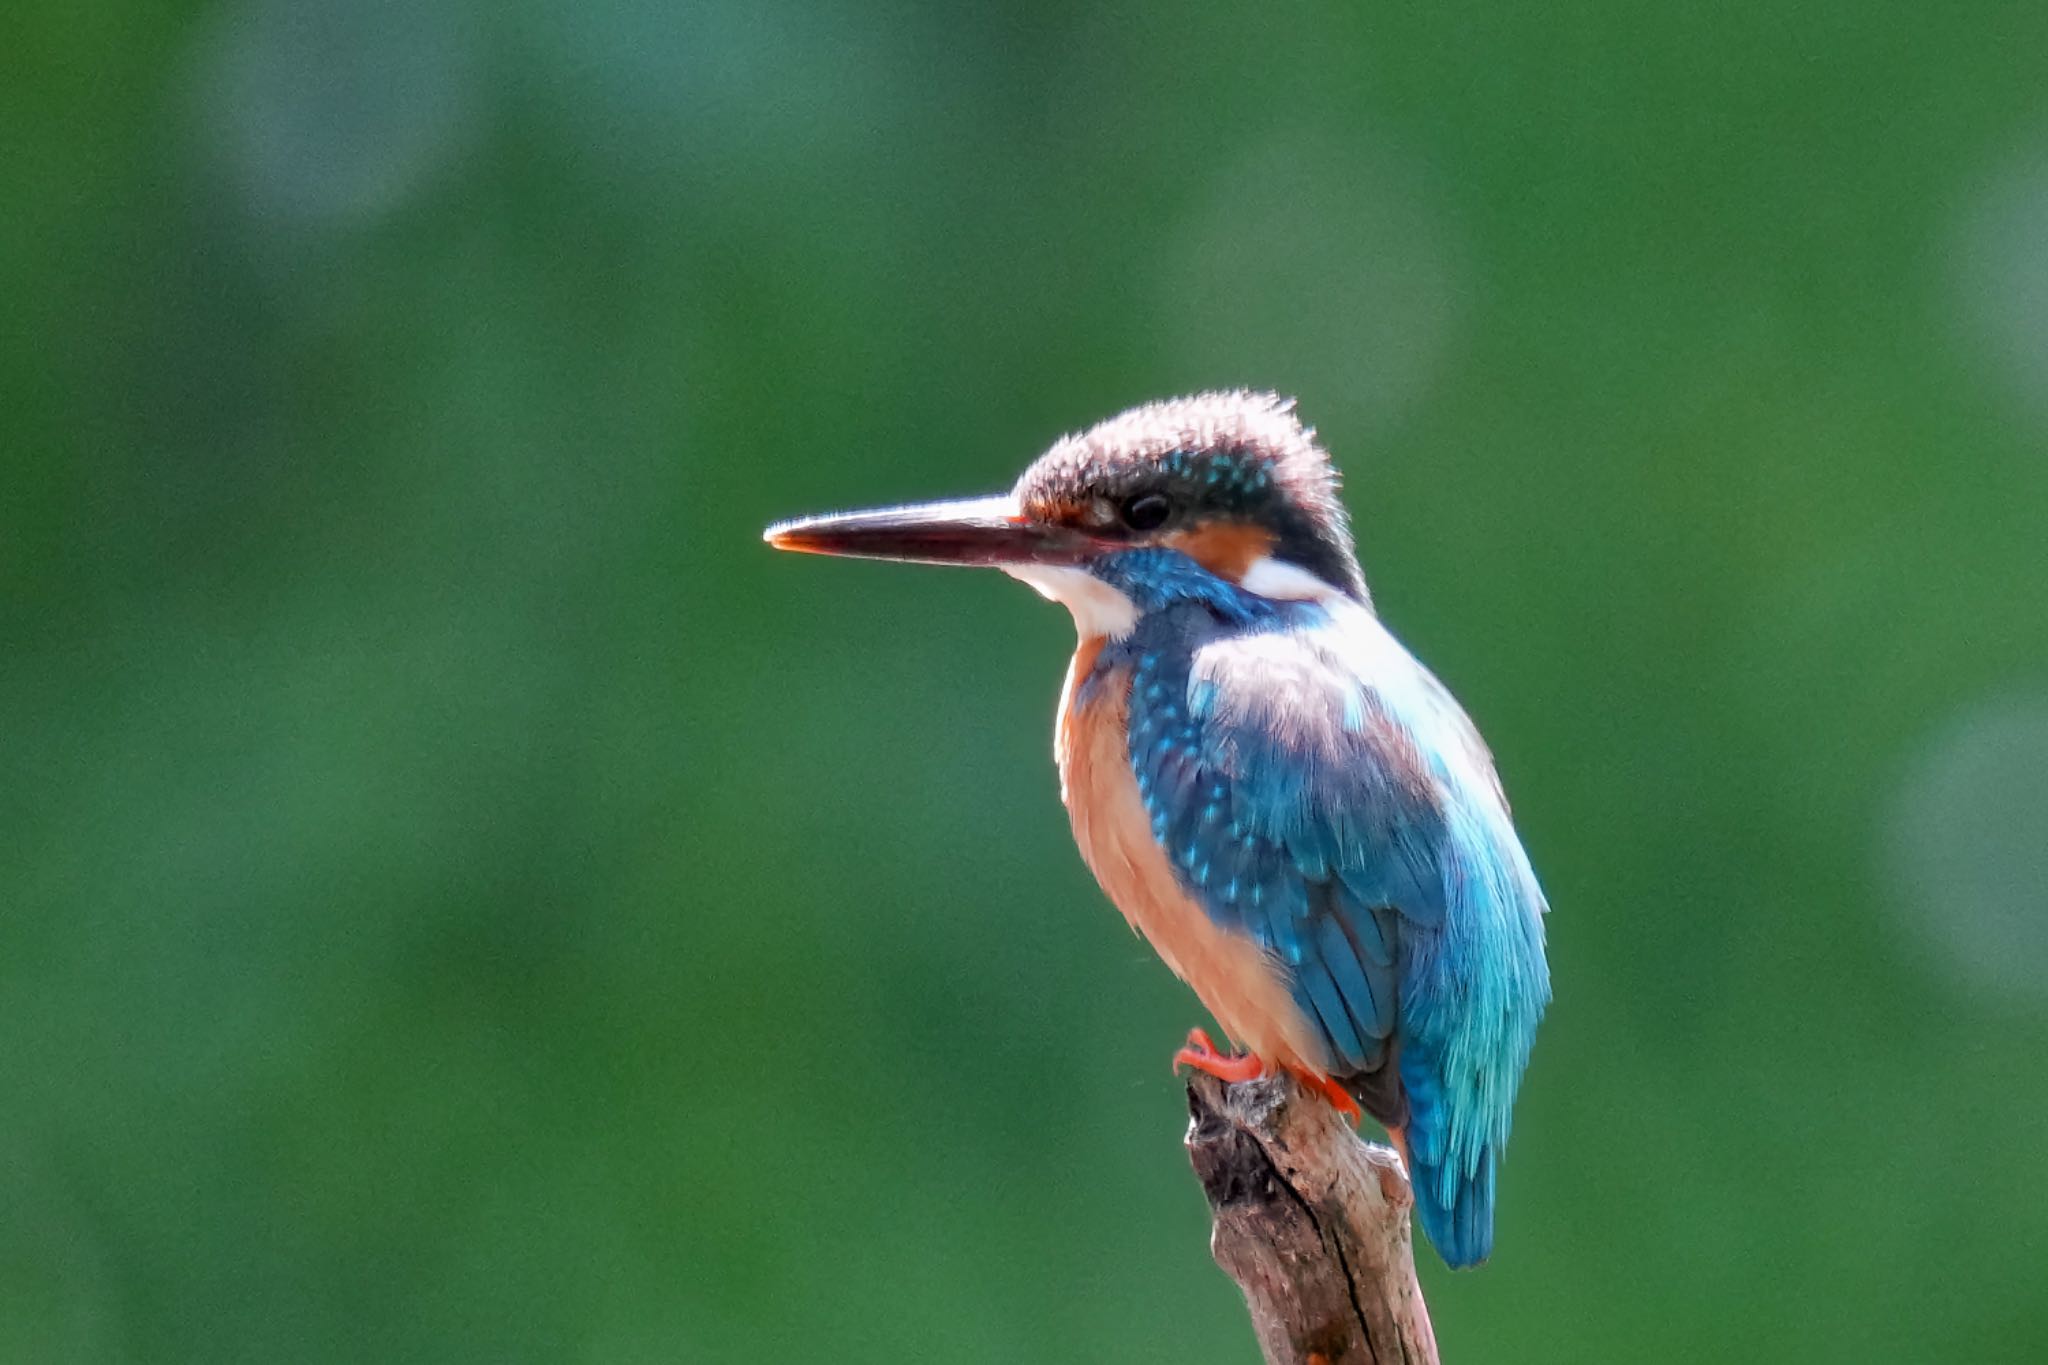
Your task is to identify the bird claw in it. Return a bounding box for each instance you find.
[1171,1028,1364,1124]
[1292,1068,1365,1124]
[1170,1027,1266,1084]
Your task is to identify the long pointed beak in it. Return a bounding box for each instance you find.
[763,494,1093,568]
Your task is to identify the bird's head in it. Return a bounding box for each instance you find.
[765,392,1366,638]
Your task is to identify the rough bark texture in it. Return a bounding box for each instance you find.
[1184,1071,1440,1365]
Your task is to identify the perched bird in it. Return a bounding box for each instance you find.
[765,393,1549,1268]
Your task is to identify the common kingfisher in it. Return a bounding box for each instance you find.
[765,392,1550,1268]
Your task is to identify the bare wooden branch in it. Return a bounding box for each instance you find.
[1183,1071,1439,1365]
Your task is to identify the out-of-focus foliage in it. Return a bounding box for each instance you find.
[7,1,2048,1360]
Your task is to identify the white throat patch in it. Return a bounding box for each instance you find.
[1238,554,1341,602]
[1001,565,1140,640]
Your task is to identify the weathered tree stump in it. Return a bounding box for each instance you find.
[1184,1071,1439,1365]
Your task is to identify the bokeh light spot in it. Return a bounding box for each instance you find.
[191,0,481,230]
[1947,132,2048,422]
[1154,131,1463,435]
[1883,691,2048,1007]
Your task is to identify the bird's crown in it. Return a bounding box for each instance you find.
[1013,391,1364,599]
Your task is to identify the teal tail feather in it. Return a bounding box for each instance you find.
[1408,1144,1495,1269]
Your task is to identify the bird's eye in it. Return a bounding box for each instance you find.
[1120,493,1172,532]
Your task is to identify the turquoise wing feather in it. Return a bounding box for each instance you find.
[1124,595,1550,1268]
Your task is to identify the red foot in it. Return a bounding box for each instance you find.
[1291,1067,1364,1124]
[1170,1027,1266,1083]
[1170,1029,1365,1123]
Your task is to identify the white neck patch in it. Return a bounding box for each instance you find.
[1001,565,1140,640]
[1238,554,1341,602]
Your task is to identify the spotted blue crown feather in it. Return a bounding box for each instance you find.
[1084,548,1551,1268]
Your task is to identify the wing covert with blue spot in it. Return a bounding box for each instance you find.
[1112,603,1438,1096]
[1088,547,1550,1267]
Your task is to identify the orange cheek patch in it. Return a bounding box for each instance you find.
[1166,523,1275,582]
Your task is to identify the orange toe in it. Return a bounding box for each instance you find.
[1171,1027,1267,1084]
[1291,1067,1364,1123]
[1174,1046,1266,1083]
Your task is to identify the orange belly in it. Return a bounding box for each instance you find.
[1054,642,1330,1077]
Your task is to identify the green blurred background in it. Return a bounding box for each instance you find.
[8,1,2048,1360]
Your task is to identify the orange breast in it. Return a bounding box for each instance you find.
[1054,642,1330,1077]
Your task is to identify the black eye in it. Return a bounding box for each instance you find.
[1120,493,1172,532]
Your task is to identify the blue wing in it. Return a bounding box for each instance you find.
[1124,597,1550,1267]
